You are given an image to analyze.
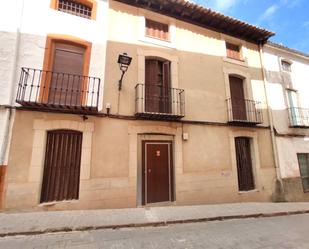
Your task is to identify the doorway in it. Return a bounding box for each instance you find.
[229,76,247,121]
[142,141,174,205]
[145,59,171,114]
[48,42,85,106]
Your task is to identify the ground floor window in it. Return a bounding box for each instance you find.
[40,130,83,203]
[297,153,309,192]
[235,137,255,191]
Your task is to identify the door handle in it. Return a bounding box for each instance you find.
[148,169,151,174]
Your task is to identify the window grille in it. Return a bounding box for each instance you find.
[281,60,292,72]
[57,0,92,19]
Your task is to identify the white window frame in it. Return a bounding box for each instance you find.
[138,10,176,49]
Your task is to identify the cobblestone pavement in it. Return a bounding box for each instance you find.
[1,214,309,249]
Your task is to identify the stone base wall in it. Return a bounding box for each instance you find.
[4,111,277,211]
[282,178,309,202]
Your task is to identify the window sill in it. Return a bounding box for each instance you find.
[139,36,176,49]
[238,189,259,194]
[223,57,248,67]
[39,199,79,207]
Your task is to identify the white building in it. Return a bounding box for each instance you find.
[0,0,109,207]
[263,42,309,201]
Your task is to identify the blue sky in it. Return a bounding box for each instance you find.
[193,0,309,54]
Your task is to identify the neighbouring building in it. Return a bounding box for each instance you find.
[263,42,309,201]
[1,0,278,211]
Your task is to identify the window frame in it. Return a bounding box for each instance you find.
[145,18,170,42]
[225,41,243,61]
[281,59,292,72]
[138,12,176,49]
[50,0,97,20]
[40,34,92,104]
[297,153,309,193]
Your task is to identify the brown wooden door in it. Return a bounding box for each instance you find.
[48,43,85,106]
[40,130,83,203]
[229,76,247,121]
[142,142,173,205]
[235,137,255,191]
[145,59,171,113]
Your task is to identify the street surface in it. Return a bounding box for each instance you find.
[0,214,309,249]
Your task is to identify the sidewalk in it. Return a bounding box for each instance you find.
[1,202,309,237]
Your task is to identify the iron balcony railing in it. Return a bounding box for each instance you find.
[16,67,100,112]
[227,98,263,124]
[288,107,309,127]
[135,83,185,120]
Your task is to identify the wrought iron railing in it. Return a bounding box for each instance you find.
[288,107,309,127]
[135,84,185,119]
[227,98,263,124]
[16,67,100,111]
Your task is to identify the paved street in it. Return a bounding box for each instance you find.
[1,214,309,249]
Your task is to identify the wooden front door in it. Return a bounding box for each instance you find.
[229,76,247,121]
[145,59,171,114]
[48,43,85,106]
[235,137,255,191]
[142,141,174,205]
[40,130,83,203]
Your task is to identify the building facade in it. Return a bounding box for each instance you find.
[1,0,278,211]
[263,43,309,201]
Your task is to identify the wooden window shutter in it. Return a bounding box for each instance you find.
[226,42,241,60]
[145,19,169,41]
[162,61,171,113]
[40,130,83,203]
[235,137,255,191]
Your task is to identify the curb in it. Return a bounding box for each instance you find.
[1,209,309,238]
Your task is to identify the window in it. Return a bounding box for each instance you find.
[226,42,242,60]
[235,137,255,191]
[51,0,97,20]
[145,59,171,114]
[40,130,83,203]
[281,60,291,72]
[297,153,309,192]
[145,19,169,41]
[41,35,92,108]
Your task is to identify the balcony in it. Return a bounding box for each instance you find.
[227,98,263,125]
[16,68,100,113]
[135,84,185,120]
[288,107,309,127]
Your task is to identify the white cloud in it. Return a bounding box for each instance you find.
[258,4,279,22]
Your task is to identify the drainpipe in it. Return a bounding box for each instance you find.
[259,44,285,201]
[0,0,24,165]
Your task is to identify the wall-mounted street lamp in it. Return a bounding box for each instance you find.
[117,53,132,90]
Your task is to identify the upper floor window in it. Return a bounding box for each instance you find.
[226,42,242,60]
[145,19,169,41]
[53,0,95,19]
[281,60,292,72]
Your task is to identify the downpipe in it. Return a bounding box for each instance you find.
[259,44,285,202]
[0,0,24,165]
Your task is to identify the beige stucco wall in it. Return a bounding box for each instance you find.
[105,1,269,125]
[3,1,278,210]
[4,110,276,211]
